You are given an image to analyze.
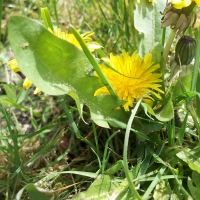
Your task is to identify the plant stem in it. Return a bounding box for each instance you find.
[163,29,176,65]
[0,0,3,42]
[51,0,59,27]
[123,99,142,200]
[70,26,118,98]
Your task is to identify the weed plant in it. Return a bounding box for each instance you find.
[0,0,200,200]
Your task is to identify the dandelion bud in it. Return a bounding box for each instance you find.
[161,2,195,35]
[175,36,196,65]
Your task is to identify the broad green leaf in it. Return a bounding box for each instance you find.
[8,15,130,128]
[154,97,174,121]
[134,1,166,57]
[153,180,171,200]
[150,42,164,64]
[172,74,192,102]
[188,176,200,199]
[73,174,120,200]
[176,145,200,174]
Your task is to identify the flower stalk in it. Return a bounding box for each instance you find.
[163,29,176,64]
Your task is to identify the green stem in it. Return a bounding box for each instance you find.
[163,29,176,65]
[167,118,175,147]
[70,26,118,98]
[101,130,120,173]
[188,28,200,134]
[161,28,166,46]
[196,71,200,120]
[191,29,200,91]
[123,99,142,200]
[40,7,54,30]
[59,96,97,152]
[0,0,3,42]
[51,0,59,27]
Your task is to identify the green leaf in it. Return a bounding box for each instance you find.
[188,174,200,199]
[153,180,171,200]
[3,84,16,102]
[154,98,174,121]
[172,74,192,102]
[104,160,123,175]
[142,98,174,122]
[134,1,166,57]
[73,175,120,200]
[16,184,50,200]
[176,145,200,174]
[40,7,53,30]
[8,15,130,128]
[150,42,164,64]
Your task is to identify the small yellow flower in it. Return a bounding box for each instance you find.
[23,78,32,89]
[34,88,41,95]
[94,51,163,111]
[49,28,101,51]
[7,59,20,72]
[171,0,200,9]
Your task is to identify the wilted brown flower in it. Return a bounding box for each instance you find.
[161,2,196,35]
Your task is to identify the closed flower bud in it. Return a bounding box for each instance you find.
[175,35,196,65]
[161,2,196,35]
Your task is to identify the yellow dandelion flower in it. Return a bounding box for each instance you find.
[171,0,200,9]
[94,51,164,111]
[48,28,101,51]
[7,59,20,72]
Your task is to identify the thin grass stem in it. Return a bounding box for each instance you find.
[0,0,3,42]
[123,99,142,200]
[101,130,120,173]
[59,96,97,152]
[51,0,59,27]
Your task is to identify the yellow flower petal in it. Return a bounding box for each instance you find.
[7,59,20,72]
[94,50,163,111]
[48,28,101,51]
[34,88,41,94]
[23,78,32,89]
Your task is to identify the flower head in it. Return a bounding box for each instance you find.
[48,28,101,51]
[171,0,200,9]
[94,51,163,111]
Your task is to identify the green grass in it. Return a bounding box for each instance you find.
[0,0,200,199]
